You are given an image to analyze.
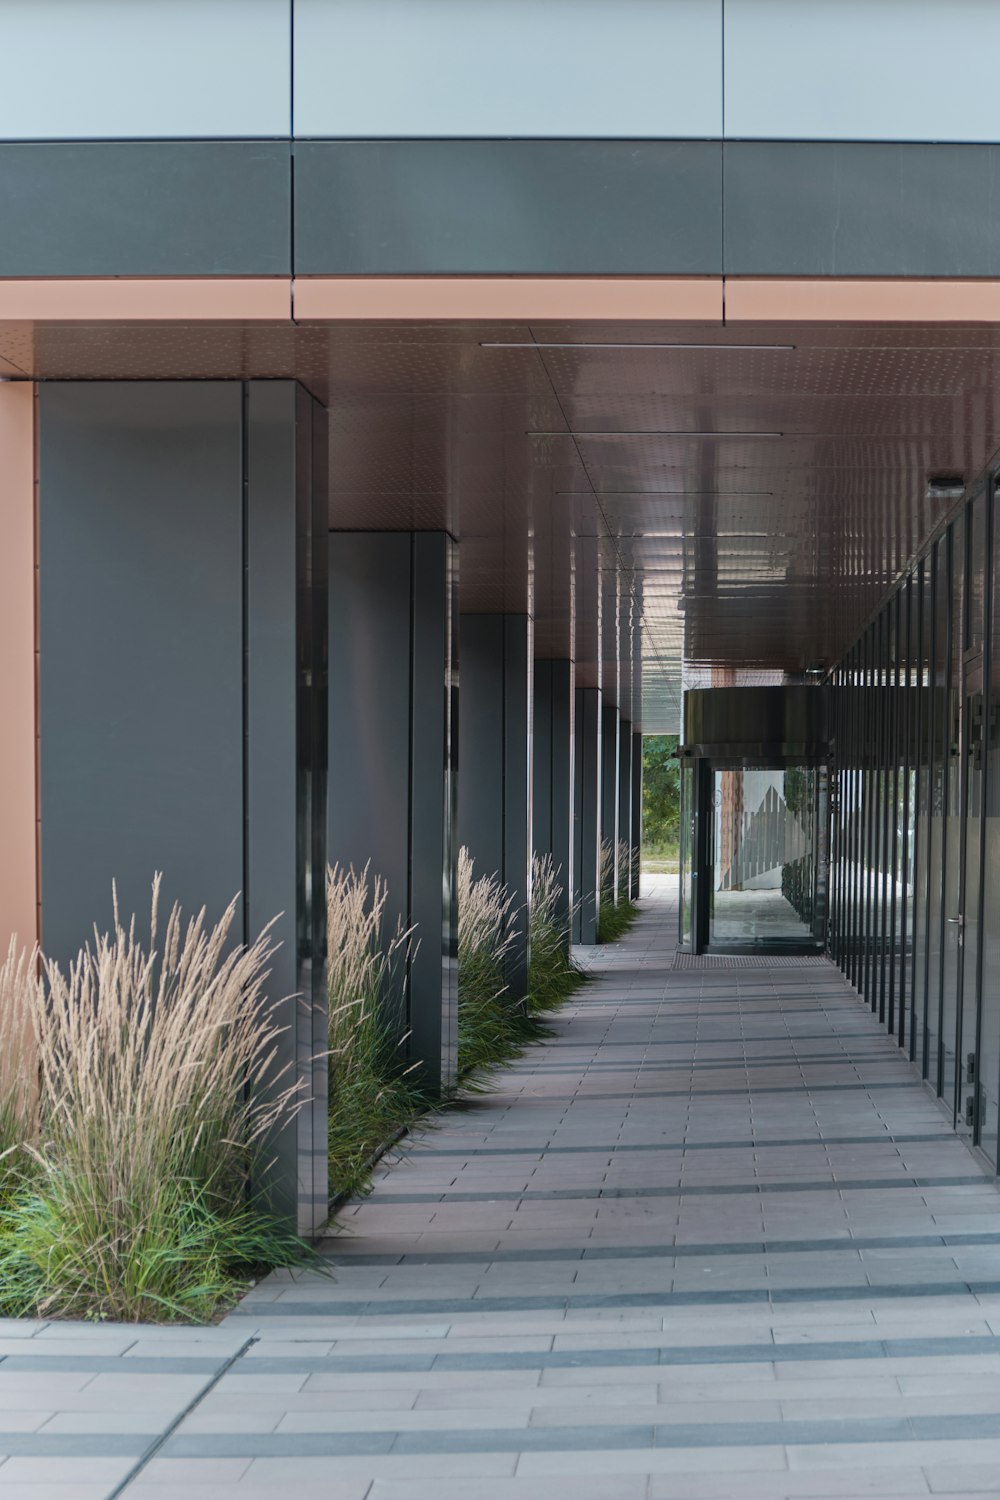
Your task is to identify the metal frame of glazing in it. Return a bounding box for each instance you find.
[828,471,1000,1169]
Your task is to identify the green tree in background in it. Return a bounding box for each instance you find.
[642,735,680,861]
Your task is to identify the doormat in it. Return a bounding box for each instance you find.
[672,952,830,970]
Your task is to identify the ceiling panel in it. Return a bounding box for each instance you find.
[2,314,998,731]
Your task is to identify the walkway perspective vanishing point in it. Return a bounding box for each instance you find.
[4,879,1000,1499]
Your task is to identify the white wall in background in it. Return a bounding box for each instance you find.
[0,0,290,139]
[726,0,1000,142]
[293,0,723,138]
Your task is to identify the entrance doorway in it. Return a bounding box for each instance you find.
[678,687,828,956]
[708,765,821,949]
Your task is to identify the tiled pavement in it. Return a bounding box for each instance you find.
[5,878,1000,1498]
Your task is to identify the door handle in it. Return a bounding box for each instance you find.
[947,916,965,926]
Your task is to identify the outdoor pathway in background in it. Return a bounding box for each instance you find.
[4,879,1000,1498]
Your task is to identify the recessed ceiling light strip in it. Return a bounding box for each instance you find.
[481,341,796,351]
[529,430,783,439]
[556,490,776,498]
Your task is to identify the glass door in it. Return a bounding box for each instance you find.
[940,518,965,1115]
[958,489,989,1140]
[707,764,822,949]
[678,759,695,949]
[982,479,1000,1165]
[958,657,985,1138]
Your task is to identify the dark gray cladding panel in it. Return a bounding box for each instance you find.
[294,140,723,275]
[574,686,602,946]
[327,530,412,939]
[38,383,244,968]
[724,142,1000,276]
[458,615,506,878]
[328,530,458,1095]
[0,142,291,275]
[533,659,574,948]
[630,730,642,900]
[601,704,620,849]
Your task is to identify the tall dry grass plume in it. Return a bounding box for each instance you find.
[457,847,531,1077]
[527,854,584,1013]
[617,837,633,895]
[597,835,640,943]
[326,863,423,1201]
[0,939,40,1196]
[0,877,307,1322]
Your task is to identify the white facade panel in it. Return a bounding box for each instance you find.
[0,0,290,139]
[293,0,722,138]
[726,0,1000,143]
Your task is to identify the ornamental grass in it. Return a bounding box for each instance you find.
[326,862,425,1202]
[457,848,546,1080]
[527,853,586,1014]
[0,939,40,1203]
[596,835,640,943]
[0,878,308,1323]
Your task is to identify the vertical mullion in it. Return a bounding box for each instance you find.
[898,579,912,1051]
[888,591,901,1036]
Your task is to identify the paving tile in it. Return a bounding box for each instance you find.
[0,886,993,1500]
[923,1464,1000,1491]
[0,1457,136,1483]
[647,1474,930,1498]
[0,1488,113,1500]
[123,1487,370,1500]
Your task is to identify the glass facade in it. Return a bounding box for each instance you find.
[709,766,820,948]
[679,760,695,949]
[829,476,1000,1165]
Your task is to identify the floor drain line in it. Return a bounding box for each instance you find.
[107,1333,258,1498]
[672,953,829,970]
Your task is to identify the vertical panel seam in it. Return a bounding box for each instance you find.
[289,0,295,140]
[406,532,416,1036]
[241,382,250,949]
[720,0,727,301]
[33,385,41,944]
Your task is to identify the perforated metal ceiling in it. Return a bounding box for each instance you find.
[4,315,1000,731]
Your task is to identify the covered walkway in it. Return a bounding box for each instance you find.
[7,881,1000,1497]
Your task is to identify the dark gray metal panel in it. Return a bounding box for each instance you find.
[247,382,328,1236]
[533,661,555,861]
[410,533,458,1093]
[533,658,574,949]
[328,530,457,1096]
[294,140,723,275]
[724,142,1000,276]
[38,382,244,969]
[618,716,633,884]
[305,394,330,1225]
[502,614,531,1001]
[683,685,828,759]
[458,613,531,1000]
[247,382,300,1228]
[574,686,602,945]
[0,142,291,275]
[328,530,413,966]
[601,705,620,897]
[458,615,505,880]
[631,730,643,900]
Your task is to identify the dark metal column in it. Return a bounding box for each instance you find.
[618,717,633,894]
[573,686,602,944]
[328,531,458,1097]
[458,613,532,1000]
[532,658,575,949]
[630,730,643,900]
[600,703,621,898]
[38,380,329,1236]
[246,383,329,1236]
